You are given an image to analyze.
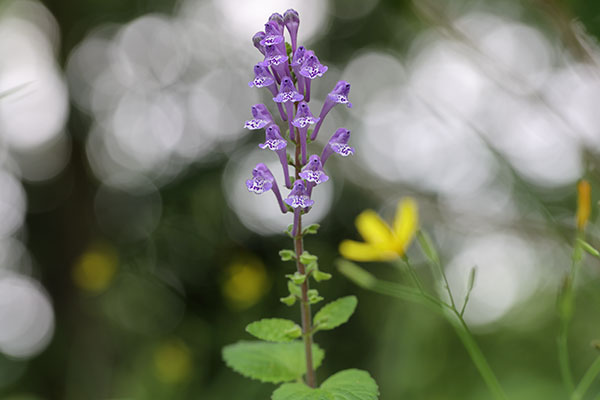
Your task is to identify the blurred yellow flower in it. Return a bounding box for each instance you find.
[154,338,192,384]
[72,242,118,293]
[222,255,270,310]
[577,179,591,231]
[339,198,418,262]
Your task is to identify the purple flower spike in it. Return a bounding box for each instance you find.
[284,9,300,53]
[273,77,304,103]
[259,124,287,151]
[260,21,284,46]
[252,31,266,55]
[321,128,354,165]
[285,180,314,209]
[248,64,275,88]
[261,125,291,188]
[311,80,352,141]
[246,163,287,213]
[299,155,329,185]
[244,104,274,130]
[299,54,328,80]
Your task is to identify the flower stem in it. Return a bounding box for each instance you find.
[293,108,316,388]
[294,216,316,388]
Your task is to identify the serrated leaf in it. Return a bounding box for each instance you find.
[246,318,302,342]
[223,341,325,383]
[313,296,357,331]
[287,272,307,285]
[272,369,379,400]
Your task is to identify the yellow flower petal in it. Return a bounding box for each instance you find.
[577,180,591,231]
[355,210,395,249]
[339,240,398,262]
[393,198,418,254]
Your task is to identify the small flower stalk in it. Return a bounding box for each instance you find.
[223,9,379,399]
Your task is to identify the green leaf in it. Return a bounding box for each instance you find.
[280,295,297,306]
[578,238,600,258]
[272,369,379,400]
[313,296,357,331]
[286,272,307,285]
[313,270,332,282]
[302,224,320,235]
[288,281,301,297]
[300,251,318,265]
[280,249,296,262]
[246,318,302,342]
[223,341,325,383]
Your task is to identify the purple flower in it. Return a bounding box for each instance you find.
[260,21,284,46]
[248,64,275,88]
[291,46,307,68]
[246,163,275,193]
[292,101,319,128]
[327,80,353,108]
[252,31,266,55]
[299,54,328,80]
[284,9,300,52]
[261,125,291,188]
[285,180,314,209]
[311,80,353,141]
[292,101,318,165]
[269,13,285,32]
[244,104,274,130]
[321,128,354,164]
[273,77,304,103]
[259,125,287,151]
[262,44,288,67]
[299,155,329,185]
[246,163,287,213]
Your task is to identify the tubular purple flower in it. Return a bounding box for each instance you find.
[291,46,307,96]
[269,13,285,32]
[311,81,352,141]
[252,31,266,55]
[260,125,291,188]
[299,53,328,102]
[262,45,289,84]
[244,104,274,130]
[248,64,275,88]
[246,163,287,213]
[285,180,314,209]
[284,9,300,53]
[248,64,287,121]
[273,77,304,141]
[260,21,284,46]
[299,155,329,185]
[292,101,319,164]
[320,128,354,165]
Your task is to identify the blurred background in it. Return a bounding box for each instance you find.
[2,0,600,398]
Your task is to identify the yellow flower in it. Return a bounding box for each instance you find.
[576,179,591,231]
[339,198,418,262]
